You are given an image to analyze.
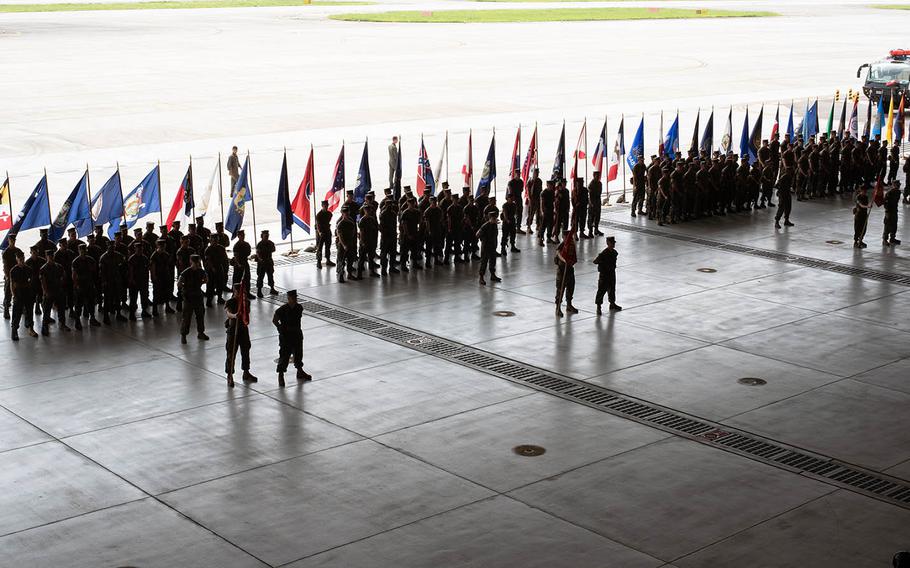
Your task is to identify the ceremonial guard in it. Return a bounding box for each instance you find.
[476,211,500,286]
[178,254,208,344]
[72,244,100,328]
[9,251,38,340]
[127,241,151,320]
[554,230,578,318]
[40,249,70,335]
[255,229,278,297]
[335,205,358,282]
[225,282,255,388]
[272,289,311,387]
[593,236,622,314]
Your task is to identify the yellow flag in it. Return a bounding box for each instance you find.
[0,178,8,206]
[886,94,895,144]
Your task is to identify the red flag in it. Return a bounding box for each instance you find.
[165,176,186,231]
[510,126,521,174]
[292,147,315,233]
[416,138,435,196]
[521,125,538,196]
[324,145,345,212]
[569,120,587,182]
[770,104,780,140]
[873,178,885,207]
[608,118,624,183]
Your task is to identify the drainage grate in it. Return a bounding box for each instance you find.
[291,289,910,510]
[599,219,910,286]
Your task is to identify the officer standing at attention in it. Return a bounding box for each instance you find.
[204,233,228,307]
[178,254,209,344]
[9,251,38,340]
[883,181,902,246]
[149,239,174,316]
[853,185,872,248]
[335,205,358,282]
[232,230,254,299]
[40,249,70,335]
[225,282,256,388]
[388,136,399,189]
[572,177,590,239]
[3,234,22,320]
[526,168,543,235]
[379,198,400,274]
[72,243,101,328]
[476,211,501,286]
[500,191,520,255]
[357,204,380,278]
[587,170,604,235]
[127,241,151,321]
[506,169,525,234]
[538,179,556,245]
[774,167,795,229]
[227,146,241,192]
[272,289,312,387]
[631,159,647,217]
[315,200,335,269]
[554,230,578,318]
[593,236,622,315]
[423,196,445,266]
[255,229,278,297]
[99,241,127,324]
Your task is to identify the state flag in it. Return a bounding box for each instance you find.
[324,145,345,212]
[224,155,252,238]
[118,166,161,237]
[1,175,50,250]
[48,171,91,242]
[416,137,436,197]
[475,133,496,197]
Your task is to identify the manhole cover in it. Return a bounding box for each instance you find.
[738,377,767,386]
[513,444,546,457]
[825,240,844,245]
[407,337,430,346]
[493,310,516,317]
[697,267,717,273]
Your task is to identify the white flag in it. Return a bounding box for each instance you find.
[197,158,221,216]
[461,131,473,188]
[720,108,733,154]
[434,132,447,185]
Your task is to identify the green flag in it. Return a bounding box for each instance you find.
[826,98,836,135]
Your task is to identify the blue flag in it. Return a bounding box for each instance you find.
[91,170,124,233]
[799,100,819,140]
[739,108,750,159]
[551,124,566,180]
[1,175,51,250]
[748,106,763,164]
[873,97,884,139]
[277,152,292,240]
[476,134,496,197]
[117,166,161,238]
[225,156,252,238]
[786,104,795,140]
[700,109,714,154]
[354,141,371,205]
[49,171,92,242]
[663,113,680,160]
[626,117,644,170]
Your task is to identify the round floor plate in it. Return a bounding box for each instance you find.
[738,377,767,386]
[697,267,717,273]
[513,444,546,457]
[825,240,844,245]
[493,310,516,317]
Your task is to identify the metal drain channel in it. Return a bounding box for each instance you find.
[599,219,910,286]
[262,288,910,510]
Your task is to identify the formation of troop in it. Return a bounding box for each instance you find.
[1,219,310,388]
[626,132,907,245]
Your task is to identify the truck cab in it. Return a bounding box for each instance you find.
[857,49,910,104]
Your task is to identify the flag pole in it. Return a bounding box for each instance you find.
[116,161,125,229]
[469,129,474,190]
[286,147,293,255]
[85,164,94,229]
[5,171,13,230]
[217,152,225,224]
[492,127,497,200]
[584,117,589,183]
[189,155,196,221]
[43,168,51,230]
[156,161,164,227]
[445,130,449,184]
[247,152,258,240]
